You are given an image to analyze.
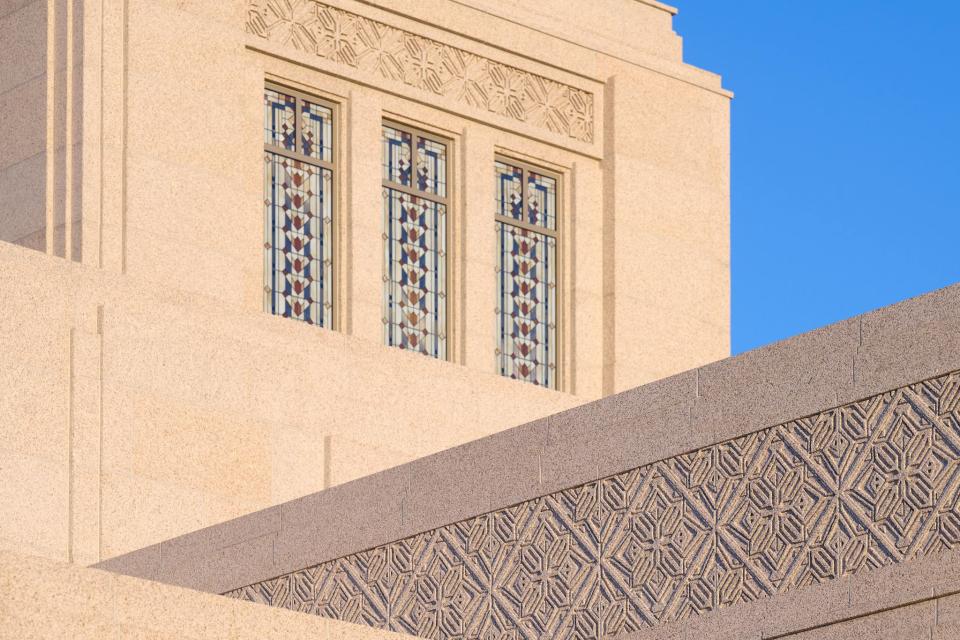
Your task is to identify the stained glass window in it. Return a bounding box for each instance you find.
[264,89,296,151]
[495,161,523,222]
[301,100,333,162]
[263,85,335,328]
[382,126,412,187]
[382,123,449,359]
[495,158,559,388]
[528,171,557,230]
[416,137,447,196]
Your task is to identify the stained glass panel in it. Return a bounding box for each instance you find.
[383,188,446,358]
[382,126,413,187]
[497,222,556,387]
[495,161,523,222]
[527,171,557,230]
[263,153,333,327]
[264,89,296,151]
[302,100,333,162]
[416,137,447,197]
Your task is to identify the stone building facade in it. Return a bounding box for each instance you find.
[0,0,729,568]
[46,2,960,640]
[89,281,960,640]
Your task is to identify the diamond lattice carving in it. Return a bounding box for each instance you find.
[227,371,960,639]
[246,0,596,143]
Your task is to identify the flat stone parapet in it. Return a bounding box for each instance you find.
[96,282,960,638]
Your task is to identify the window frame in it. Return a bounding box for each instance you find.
[381,121,451,208]
[494,153,563,390]
[263,81,339,329]
[381,119,453,360]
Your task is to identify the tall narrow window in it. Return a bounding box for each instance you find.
[381,123,449,359]
[263,85,335,327]
[495,158,559,388]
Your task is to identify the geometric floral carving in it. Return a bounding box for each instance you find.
[227,371,960,640]
[246,0,595,143]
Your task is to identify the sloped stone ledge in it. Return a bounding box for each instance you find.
[96,282,960,605]
[219,368,960,637]
[616,545,960,640]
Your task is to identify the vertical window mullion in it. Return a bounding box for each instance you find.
[295,95,303,156]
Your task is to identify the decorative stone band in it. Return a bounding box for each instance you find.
[245,0,596,143]
[94,283,960,636]
[226,368,960,640]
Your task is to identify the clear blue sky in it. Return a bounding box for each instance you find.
[674,2,960,354]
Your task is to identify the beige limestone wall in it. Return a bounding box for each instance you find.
[370,0,683,63]
[370,0,722,90]
[604,64,731,392]
[0,242,579,565]
[2,0,729,395]
[119,0,262,309]
[90,0,612,393]
[0,0,730,566]
[0,549,413,639]
[96,0,728,395]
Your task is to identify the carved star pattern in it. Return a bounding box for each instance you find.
[487,63,527,121]
[316,6,359,67]
[248,0,318,51]
[228,370,960,639]
[441,49,490,109]
[245,0,595,142]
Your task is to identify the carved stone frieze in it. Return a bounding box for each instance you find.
[246,0,596,143]
[227,370,960,639]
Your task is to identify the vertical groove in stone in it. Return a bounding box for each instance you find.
[600,76,616,397]
[67,326,75,563]
[44,0,56,255]
[97,304,104,561]
[64,0,73,260]
[120,0,128,273]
